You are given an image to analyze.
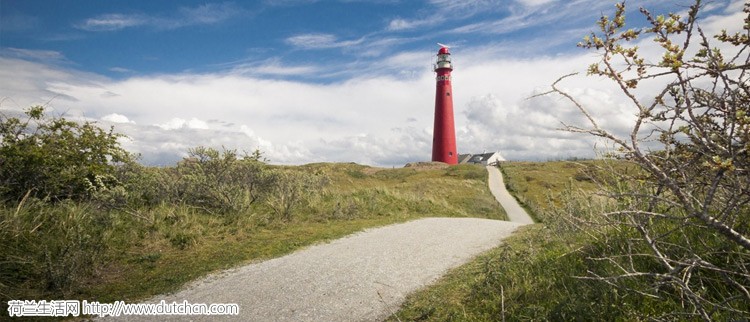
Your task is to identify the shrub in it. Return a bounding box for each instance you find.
[108,162,176,208]
[539,1,750,319]
[0,106,131,202]
[174,146,271,214]
[264,169,328,221]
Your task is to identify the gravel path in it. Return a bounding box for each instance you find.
[487,165,535,224]
[106,166,531,321]
[108,218,524,321]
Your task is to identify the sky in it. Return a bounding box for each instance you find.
[0,0,744,166]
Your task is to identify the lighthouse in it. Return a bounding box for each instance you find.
[431,45,458,165]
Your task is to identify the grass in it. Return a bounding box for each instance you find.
[87,216,412,302]
[1,162,508,306]
[389,160,662,321]
[393,159,750,320]
[7,158,744,320]
[498,160,607,214]
[389,223,681,321]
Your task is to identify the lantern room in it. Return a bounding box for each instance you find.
[434,47,452,71]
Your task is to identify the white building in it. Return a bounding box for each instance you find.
[458,152,506,166]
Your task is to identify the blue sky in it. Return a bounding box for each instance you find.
[0,0,743,166]
[2,0,607,79]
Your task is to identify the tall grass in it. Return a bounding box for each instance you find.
[393,160,750,320]
[1,196,109,299]
[391,160,703,321]
[1,162,506,307]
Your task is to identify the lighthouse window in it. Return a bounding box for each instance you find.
[446,92,451,96]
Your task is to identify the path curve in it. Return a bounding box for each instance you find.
[106,218,524,321]
[105,166,531,321]
[487,165,535,224]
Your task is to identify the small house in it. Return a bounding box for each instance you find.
[460,152,505,166]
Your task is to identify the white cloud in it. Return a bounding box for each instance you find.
[0,56,107,109]
[387,17,435,31]
[231,58,320,77]
[387,18,415,31]
[76,14,147,31]
[285,33,364,49]
[316,127,432,165]
[428,0,502,16]
[450,0,613,35]
[726,0,745,12]
[3,1,742,166]
[516,0,555,6]
[701,1,747,36]
[156,117,210,130]
[385,0,505,34]
[1,51,596,164]
[0,49,676,165]
[240,125,256,138]
[75,2,244,32]
[109,67,133,73]
[3,48,67,62]
[177,2,241,24]
[102,113,135,124]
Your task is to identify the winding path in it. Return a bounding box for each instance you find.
[108,166,532,321]
[487,165,535,224]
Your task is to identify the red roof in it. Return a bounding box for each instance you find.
[438,47,450,55]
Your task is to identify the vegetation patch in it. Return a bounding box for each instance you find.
[394,1,750,320]
[391,161,701,321]
[0,117,507,307]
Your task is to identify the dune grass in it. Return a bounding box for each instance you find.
[389,160,666,321]
[1,162,507,306]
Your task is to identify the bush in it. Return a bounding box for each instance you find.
[540,1,750,319]
[0,106,131,202]
[264,169,328,221]
[173,146,271,214]
[108,162,175,208]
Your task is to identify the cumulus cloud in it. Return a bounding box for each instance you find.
[458,86,634,160]
[316,127,432,165]
[0,56,106,109]
[2,50,600,165]
[3,0,742,166]
[0,54,437,165]
[0,45,688,165]
[101,113,135,124]
[156,117,210,130]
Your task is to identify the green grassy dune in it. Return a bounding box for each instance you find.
[2,162,507,305]
[390,160,742,321]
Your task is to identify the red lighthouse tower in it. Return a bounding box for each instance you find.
[431,45,458,165]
